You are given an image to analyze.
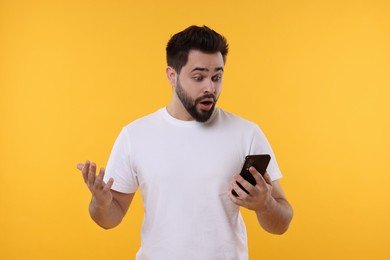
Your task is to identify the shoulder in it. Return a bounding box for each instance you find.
[215,108,259,130]
[122,108,164,132]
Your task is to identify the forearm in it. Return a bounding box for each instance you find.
[256,197,293,235]
[89,197,125,229]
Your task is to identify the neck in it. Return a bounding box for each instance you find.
[166,96,194,121]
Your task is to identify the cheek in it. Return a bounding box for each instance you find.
[183,81,199,96]
[216,83,223,95]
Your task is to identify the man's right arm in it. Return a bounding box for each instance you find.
[77,160,134,229]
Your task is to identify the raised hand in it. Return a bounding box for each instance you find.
[77,160,114,209]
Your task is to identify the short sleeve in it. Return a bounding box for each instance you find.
[249,125,282,181]
[104,128,139,193]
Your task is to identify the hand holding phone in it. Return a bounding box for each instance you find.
[232,154,271,197]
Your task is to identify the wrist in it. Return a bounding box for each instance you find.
[256,196,275,214]
[90,196,111,211]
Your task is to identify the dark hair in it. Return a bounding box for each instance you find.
[166,25,229,73]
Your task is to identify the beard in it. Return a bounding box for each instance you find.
[175,79,217,122]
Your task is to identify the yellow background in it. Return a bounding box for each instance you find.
[1,0,389,259]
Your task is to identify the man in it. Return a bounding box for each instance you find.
[77,25,293,259]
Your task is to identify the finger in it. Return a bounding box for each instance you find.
[234,174,255,197]
[227,187,246,207]
[228,182,239,198]
[231,179,250,199]
[103,177,114,192]
[249,166,267,189]
[94,167,105,189]
[87,162,97,186]
[82,160,90,183]
[263,171,273,186]
[76,163,84,171]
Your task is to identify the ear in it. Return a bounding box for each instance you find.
[166,66,177,87]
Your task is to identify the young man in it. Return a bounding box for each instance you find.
[77,25,293,259]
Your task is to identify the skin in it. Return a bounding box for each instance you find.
[228,167,293,234]
[76,161,134,229]
[77,49,293,234]
[166,50,224,121]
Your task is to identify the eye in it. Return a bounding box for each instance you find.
[193,75,203,81]
[212,74,222,82]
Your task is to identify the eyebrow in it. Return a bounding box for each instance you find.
[191,67,224,73]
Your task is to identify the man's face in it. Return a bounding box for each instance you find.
[174,50,224,122]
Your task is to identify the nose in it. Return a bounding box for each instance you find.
[203,78,216,94]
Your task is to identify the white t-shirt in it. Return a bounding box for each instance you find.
[104,107,282,260]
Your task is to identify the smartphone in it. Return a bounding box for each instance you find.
[232,154,271,197]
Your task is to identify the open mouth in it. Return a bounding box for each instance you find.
[198,98,214,110]
[200,100,213,106]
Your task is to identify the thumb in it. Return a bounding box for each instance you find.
[76,163,84,171]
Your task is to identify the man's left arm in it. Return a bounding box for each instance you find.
[228,167,293,234]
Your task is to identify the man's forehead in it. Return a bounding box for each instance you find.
[185,50,224,71]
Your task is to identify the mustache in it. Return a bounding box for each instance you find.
[195,93,216,103]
